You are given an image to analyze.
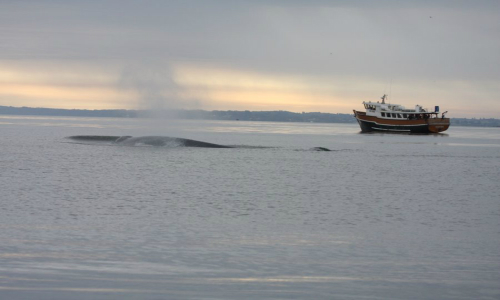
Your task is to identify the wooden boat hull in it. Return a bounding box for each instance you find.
[353,111,450,133]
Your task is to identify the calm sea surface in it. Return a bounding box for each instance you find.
[1,115,499,300]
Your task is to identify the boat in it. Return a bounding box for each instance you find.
[353,95,450,133]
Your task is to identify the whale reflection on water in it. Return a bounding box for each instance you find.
[67,135,233,148]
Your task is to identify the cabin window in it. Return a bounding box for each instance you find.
[403,114,408,118]
[381,112,386,117]
[397,114,402,118]
[391,113,396,118]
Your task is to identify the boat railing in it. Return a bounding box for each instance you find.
[427,118,450,124]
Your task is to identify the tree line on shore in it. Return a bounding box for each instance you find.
[1,105,499,127]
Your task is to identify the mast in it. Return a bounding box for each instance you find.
[381,94,387,104]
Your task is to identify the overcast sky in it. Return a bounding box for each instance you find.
[1,0,499,117]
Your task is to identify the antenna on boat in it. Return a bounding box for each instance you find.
[389,79,392,102]
[381,94,387,104]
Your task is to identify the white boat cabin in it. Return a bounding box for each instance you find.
[363,95,441,120]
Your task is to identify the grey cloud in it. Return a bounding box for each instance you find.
[1,1,499,87]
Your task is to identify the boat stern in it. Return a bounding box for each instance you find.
[427,118,450,133]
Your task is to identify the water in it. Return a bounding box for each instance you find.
[1,115,499,300]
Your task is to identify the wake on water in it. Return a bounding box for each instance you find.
[66,135,333,151]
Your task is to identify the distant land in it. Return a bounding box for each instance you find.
[1,105,499,127]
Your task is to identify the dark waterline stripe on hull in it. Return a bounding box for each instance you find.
[357,119,431,133]
[372,127,410,132]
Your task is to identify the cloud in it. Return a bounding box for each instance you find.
[0,1,499,117]
[2,1,498,81]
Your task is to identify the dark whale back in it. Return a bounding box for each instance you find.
[67,135,232,148]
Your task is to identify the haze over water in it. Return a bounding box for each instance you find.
[1,115,499,300]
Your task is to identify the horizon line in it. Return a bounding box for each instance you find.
[1,105,499,120]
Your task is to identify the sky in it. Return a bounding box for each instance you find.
[1,0,499,118]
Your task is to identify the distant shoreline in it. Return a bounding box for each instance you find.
[1,105,499,127]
